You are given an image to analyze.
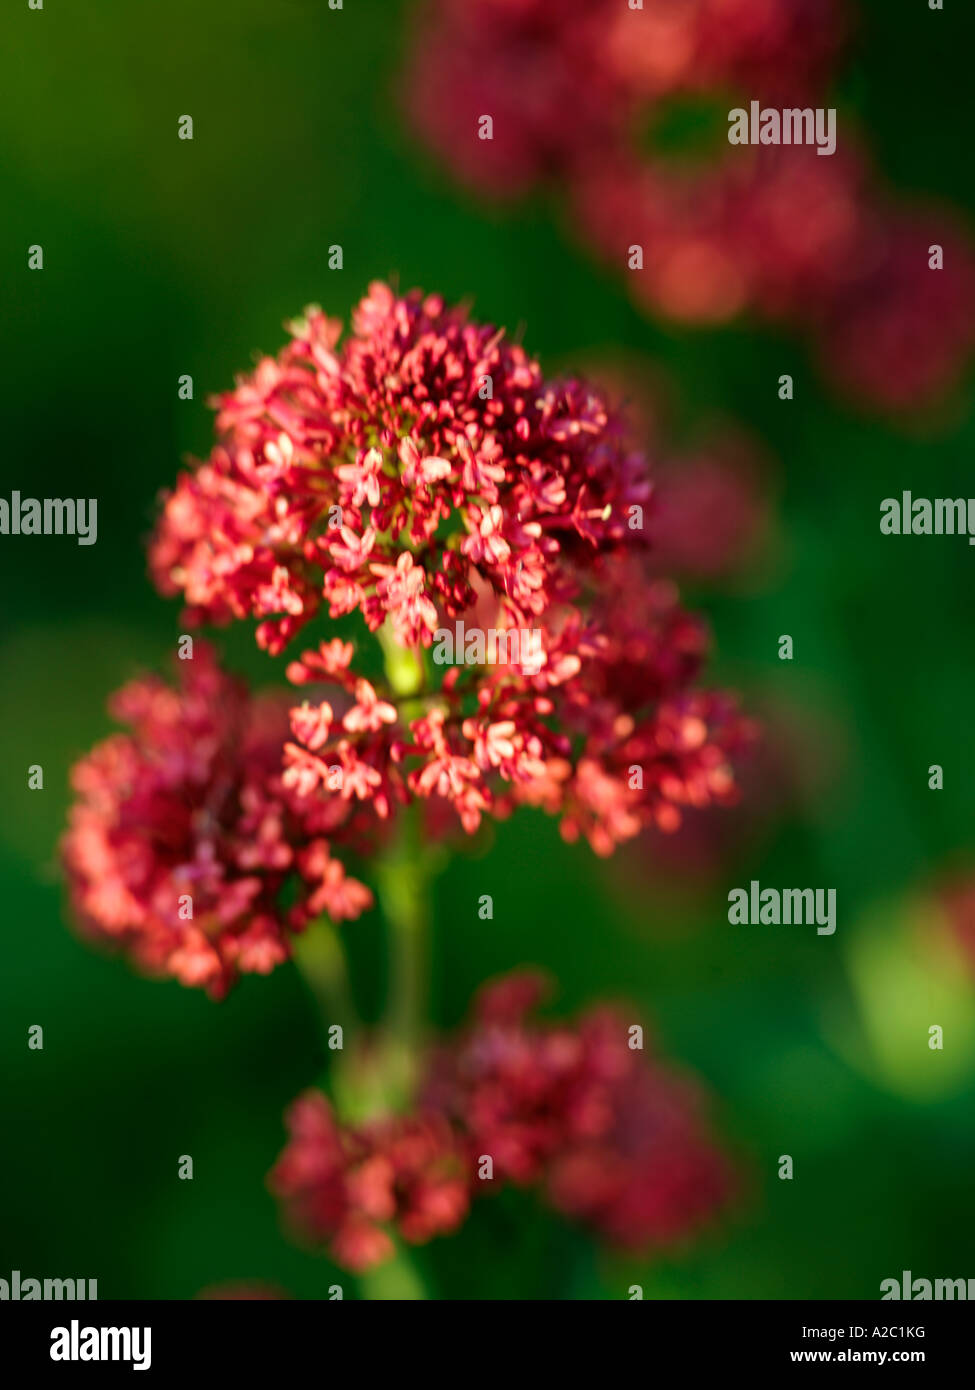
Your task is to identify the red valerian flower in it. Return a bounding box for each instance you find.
[149,283,753,861]
[812,209,975,412]
[406,0,847,198]
[268,1091,470,1271]
[61,645,372,998]
[571,142,872,328]
[270,971,736,1269]
[574,146,975,408]
[634,690,847,890]
[150,281,649,654]
[425,971,736,1250]
[406,0,975,411]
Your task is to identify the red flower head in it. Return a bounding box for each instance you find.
[150,282,648,651]
[149,283,753,867]
[406,0,848,198]
[423,970,736,1251]
[271,971,736,1269]
[813,209,975,412]
[61,645,372,998]
[406,2,975,412]
[268,1090,470,1271]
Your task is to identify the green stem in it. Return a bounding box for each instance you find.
[375,620,440,1090]
[377,821,434,1077]
[291,917,357,1040]
[357,1240,429,1302]
[291,627,440,1299]
[378,620,425,704]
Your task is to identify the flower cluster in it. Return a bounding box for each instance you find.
[406,0,975,411]
[573,149,975,410]
[268,1092,470,1271]
[61,645,372,998]
[150,281,650,652]
[150,283,753,872]
[635,690,846,889]
[408,0,846,196]
[269,971,735,1269]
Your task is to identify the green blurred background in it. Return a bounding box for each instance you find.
[2,0,975,1299]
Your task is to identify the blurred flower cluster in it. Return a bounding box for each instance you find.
[269,971,735,1271]
[406,0,975,411]
[62,645,373,998]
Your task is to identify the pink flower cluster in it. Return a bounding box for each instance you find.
[407,0,975,411]
[150,283,753,867]
[269,1094,470,1271]
[150,281,649,652]
[269,971,735,1270]
[61,646,372,998]
[409,0,846,196]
